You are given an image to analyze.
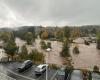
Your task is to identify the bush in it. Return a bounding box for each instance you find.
[73,46,80,54]
[28,49,44,64]
[47,42,52,49]
[49,64,59,70]
[40,40,47,49]
[97,41,100,49]
[93,65,99,72]
[84,40,90,45]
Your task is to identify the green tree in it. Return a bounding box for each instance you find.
[60,37,70,57]
[63,27,70,39]
[0,32,11,43]
[4,40,18,61]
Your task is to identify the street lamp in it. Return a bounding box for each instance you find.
[46,48,51,80]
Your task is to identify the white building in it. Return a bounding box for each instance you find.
[73,38,85,44]
[0,49,7,62]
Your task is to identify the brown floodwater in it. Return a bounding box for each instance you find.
[70,43,100,70]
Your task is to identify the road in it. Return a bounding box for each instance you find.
[0,62,57,80]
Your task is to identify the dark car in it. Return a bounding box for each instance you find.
[18,60,33,72]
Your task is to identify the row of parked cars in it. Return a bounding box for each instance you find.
[17,60,100,80]
[55,68,100,80]
[17,60,47,75]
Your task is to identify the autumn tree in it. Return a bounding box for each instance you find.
[41,31,49,39]
[54,29,63,41]
[24,32,34,45]
[71,27,80,39]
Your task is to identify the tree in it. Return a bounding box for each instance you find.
[60,37,70,57]
[28,49,44,63]
[28,27,36,39]
[24,32,34,45]
[4,40,18,61]
[93,65,99,72]
[73,44,80,54]
[63,27,70,39]
[40,40,47,49]
[41,31,49,39]
[71,27,80,39]
[47,42,52,49]
[54,29,63,41]
[20,45,28,59]
[96,33,100,49]
[0,32,11,43]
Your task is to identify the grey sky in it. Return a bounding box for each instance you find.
[0,0,100,27]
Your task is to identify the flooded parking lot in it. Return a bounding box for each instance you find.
[70,43,100,70]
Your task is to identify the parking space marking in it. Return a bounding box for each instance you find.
[6,68,36,80]
[50,70,58,80]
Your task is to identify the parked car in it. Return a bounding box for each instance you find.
[70,70,83,80]
[18,60,33,72]
[92,72,100,80]
[35,64,48,75]
[55,68,65,80]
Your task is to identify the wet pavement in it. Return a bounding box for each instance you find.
[0,62,57,80]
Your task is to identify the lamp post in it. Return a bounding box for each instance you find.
[46,48,51,80]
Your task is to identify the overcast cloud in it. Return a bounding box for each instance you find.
[0,0,100,27]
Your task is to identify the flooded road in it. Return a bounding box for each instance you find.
[70,43,100,70]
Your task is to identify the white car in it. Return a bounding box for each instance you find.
[35,64,48,75]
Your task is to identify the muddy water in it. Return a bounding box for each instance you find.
[70,43,100,70]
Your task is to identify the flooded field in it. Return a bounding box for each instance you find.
[70,43,100,70]
[15,38,100,69]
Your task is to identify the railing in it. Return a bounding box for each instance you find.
[0,72,16,80]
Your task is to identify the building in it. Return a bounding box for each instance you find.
[0,49,7,62]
